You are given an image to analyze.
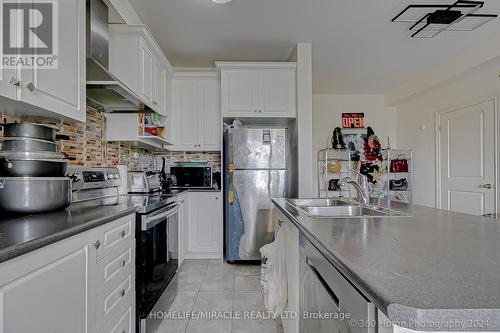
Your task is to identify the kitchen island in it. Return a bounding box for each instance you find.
[272,198,500,332]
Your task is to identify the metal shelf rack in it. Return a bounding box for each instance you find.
[317,148,352,198]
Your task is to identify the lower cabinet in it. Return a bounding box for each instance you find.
[186,192,223,258]
[275,211,300,333]
[0,214,135,333]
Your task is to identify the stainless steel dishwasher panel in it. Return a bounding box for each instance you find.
[299,234,376,333]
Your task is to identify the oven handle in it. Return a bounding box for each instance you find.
[143,204,179,230]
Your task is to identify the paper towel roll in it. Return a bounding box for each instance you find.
[117,165,128,194]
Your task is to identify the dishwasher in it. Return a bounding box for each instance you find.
[299,233,376,333]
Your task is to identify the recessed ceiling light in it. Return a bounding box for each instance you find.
[213,0,233,3]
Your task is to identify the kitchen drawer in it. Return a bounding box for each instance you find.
[97,216,133,261]
[98,294,133,333]
[96,273,133,329]
[97,248,133,293]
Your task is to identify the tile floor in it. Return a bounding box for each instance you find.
[146,259,281,333]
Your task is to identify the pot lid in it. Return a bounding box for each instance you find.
[0,150,66,160]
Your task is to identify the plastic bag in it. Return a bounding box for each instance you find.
[260,225,287,314]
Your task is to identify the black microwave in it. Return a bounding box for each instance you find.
[170,166,213,189]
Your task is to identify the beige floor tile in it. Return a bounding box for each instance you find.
[185,319,231,333]
[235,265,261,276]
[233,291,266,310]
[232,319,278,333]
[235,275,260,291]
[200,275,234,291]
[193,291,234,311]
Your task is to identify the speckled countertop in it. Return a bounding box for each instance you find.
[272,198,500,331]
[0,188,221,265]
[0,196,137,264]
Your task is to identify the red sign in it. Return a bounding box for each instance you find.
[342,113,365,128]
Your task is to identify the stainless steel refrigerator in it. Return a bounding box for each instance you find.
[224,128,289,261]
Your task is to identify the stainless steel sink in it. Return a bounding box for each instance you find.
[286,198,352,207]
[298,205,387,217]
[286,198,410,218]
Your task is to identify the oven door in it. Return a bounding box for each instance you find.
[136,203,179,320]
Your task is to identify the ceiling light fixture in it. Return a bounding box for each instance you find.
[212,0,233,3]
[392,0,497,38]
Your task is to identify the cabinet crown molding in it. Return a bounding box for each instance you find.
[215,61,297,70]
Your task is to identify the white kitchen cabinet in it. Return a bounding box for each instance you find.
[177,193,189,266]
[170,73,221,151]
[275,211,300,333]
[109,25,174,115]
[186,192,223,258]
[0,235,93,333]
[0,214,136,333]
[0,0,86,122]
[216,62,297,118]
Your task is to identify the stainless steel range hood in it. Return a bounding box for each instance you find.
[86,0,151,113]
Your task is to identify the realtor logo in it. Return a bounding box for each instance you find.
[1,0,58,69]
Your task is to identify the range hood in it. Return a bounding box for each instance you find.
[86,0,152,113]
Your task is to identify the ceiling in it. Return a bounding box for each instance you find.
[128,0,500,94]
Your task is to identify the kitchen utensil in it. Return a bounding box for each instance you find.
[390,154,409,173]
[0,177,71,213]
[159,157,169,192]
[0,137,59,152]
[328,179,341,191]
[0,158,68,177]
[1,123,56,142]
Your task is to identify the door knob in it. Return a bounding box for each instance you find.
[26,82,35,92]
[481,184,493,189]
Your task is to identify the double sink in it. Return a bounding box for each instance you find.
[286,198,410,218]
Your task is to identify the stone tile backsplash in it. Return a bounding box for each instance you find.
[0,108,221,173]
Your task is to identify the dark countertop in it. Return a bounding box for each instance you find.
[0,196,137,264]
[0,187,221,265]
[272,198,500,331]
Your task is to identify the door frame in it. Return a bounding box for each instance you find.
[435,97,498,211]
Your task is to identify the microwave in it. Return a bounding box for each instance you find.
[170,166,213,189]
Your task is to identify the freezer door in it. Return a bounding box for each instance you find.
[230,169,288,260]
[230,128,287,169]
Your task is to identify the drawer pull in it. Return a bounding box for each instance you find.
[120,289,126,297]
[121,260,126,267]
[120,230,126,238]
[94,240,101,250]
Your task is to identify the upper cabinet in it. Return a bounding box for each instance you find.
[109,25,173,116]
[0,0,86,122]
[170,73,221,151]
[216,62,297,118]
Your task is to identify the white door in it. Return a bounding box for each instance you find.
[259,70,296,117]
[139,41,154,104]
[172,79,199,149]
[439,100,496,215]
[199,79,221,150]
[0,245,91,333]
[221,71,259,116]
[20,0,85,121]
[187,192,222,256]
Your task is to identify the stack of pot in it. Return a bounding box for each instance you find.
[0,123,71,214]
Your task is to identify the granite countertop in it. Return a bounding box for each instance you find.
[0,196,137,264]
[272,198,500,331]
[0,188,221,265]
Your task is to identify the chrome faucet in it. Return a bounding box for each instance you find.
[339,170,370,204]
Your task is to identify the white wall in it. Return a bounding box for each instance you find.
[312,94,397,192]
[395,58,500,208]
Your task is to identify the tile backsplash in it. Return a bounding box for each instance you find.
[0,107,221,173]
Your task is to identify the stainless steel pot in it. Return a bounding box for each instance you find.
[0,151,67,177]
[0,137,59,152]
[0,158,67,177]
[0,177,71,213]
[1,123,56,142]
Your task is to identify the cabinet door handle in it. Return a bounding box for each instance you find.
[121,260,126,267]
[120,230,126,238]
[26,82,35,92]
[94,240,101,249]
[120,289,126,297]
[481,184,493,189]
